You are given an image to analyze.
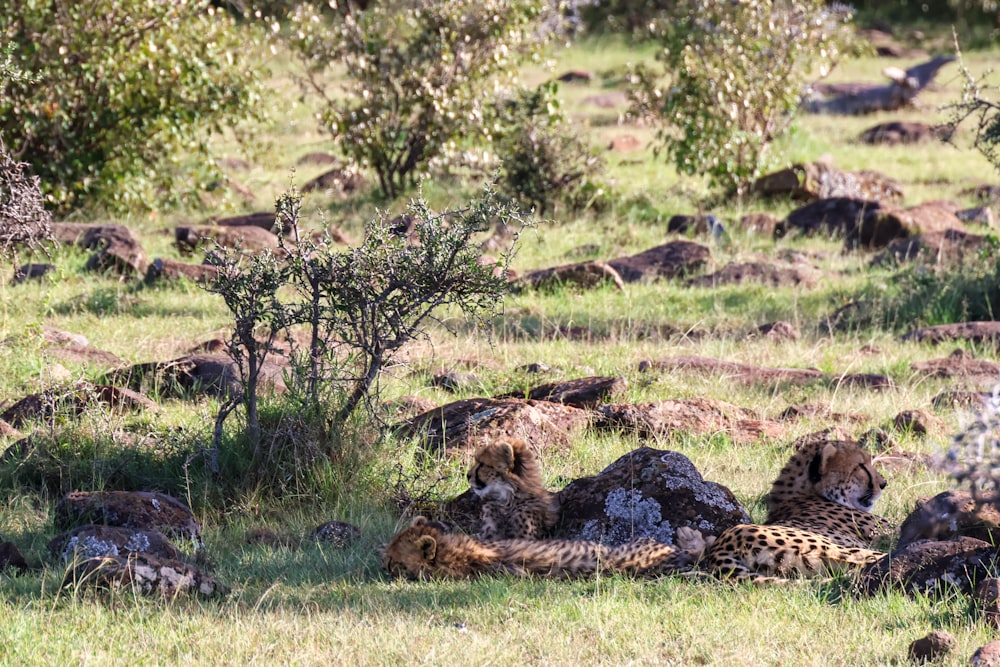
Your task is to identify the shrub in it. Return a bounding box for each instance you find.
[492,83,607,214]
[629,0,856,195]
[287,0,562,199]
[951,49,1000,171]
[0,0,266,214]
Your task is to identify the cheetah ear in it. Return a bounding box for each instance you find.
[808,443,839,483]
[499,440,516,472]
[410,516,429,527]
[416,535,437,562]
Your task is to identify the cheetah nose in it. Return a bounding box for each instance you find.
[879,479,887,489]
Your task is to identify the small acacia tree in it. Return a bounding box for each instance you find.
[950,48,1000,170]
[629,0,856,195]
[287,0,560,199]
[0,0,266,214]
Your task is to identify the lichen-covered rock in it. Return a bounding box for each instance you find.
[311,521,361,547]
[107,353,288,398]
[61,553,225,598]
[555,447,749,545]
[0,383,156,428]
[898,491,1000,549]
[48,524,182,562]
[55,491,203,548]
[856,536,999,597]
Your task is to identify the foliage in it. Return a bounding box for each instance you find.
[491,83,607,215]
[0,0,266,214]
[204,184,531,490]
[287,0,562,199]
[950,49,1000,172]
[579,0,673,36]
[629,0,857,195]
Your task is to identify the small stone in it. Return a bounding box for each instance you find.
[312,521,361,547]
[972,641,1000,667]
[907,630,955,664]
[976,579,1000,629]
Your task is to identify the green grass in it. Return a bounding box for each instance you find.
[3,25,1000,667]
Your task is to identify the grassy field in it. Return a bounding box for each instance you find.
[2,23,1000,666]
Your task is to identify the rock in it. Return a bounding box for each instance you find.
[976,579,1000,629]
[54,491,203,548]
[804,55,955,116]
[12,262,55,284]
[0,383,156,428]
[972,641,1000,667]
[608,135,642,152]
[739,213,781,236]
[393,397,592,454]
[852,201,965,250]
[79,225,148,276]
[638,355,894,390]
[555,447,750,545]
[606,241,711,283]
[781,197,883,239]
[174,224,279,254]
[557,70,593,83]
[517,260,625,292]
[296,152,339,166]
[0,420,20,441]
[39,328,123,368]
[383,395,439,421]
[61,553,225,597]
[891,409,943,436]
[856,536,999,596]
[775,403,867,424]
[496,376,628,409]
[755,321,801,342]
[858,121,948,145]
[48,525,182,561]
[311,521,361,547]
[0,541,28,574]
[595,399,784,445]
[107,353,288,399]
[932,390,993,410]
[301,167,365,197]
[667,214,720,236]
[431,371,482,393]
[753,161,902,202]
[907,630,956,664]
[958,206,994,227]
[871,229,987,267]
[211,211,282,233]
[903,322,1000,346]
[684,261,820,288]
[144,257,220,284]
[898,491,1000,549]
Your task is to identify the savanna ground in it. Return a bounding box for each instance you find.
[2,22,1000,667]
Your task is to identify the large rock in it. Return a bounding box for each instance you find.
[144,258,220,284]
[897,490,1000,549]
[851,201,964,249]
[871,229,987,267]
[594,398,784,445]
[781,197,884,238]
[80,225,148,276]
[753,161,902,202]
[54,491,203,547]
[0,541,28,574]
[638,356,894,390]
[912,349,1000,384]
[605,241,710,283]
[858,121,948,145]
[856,536,999,596]
[394,397,592,454]
[0,383,156,429]
[48,524,182,561]
[107,353,288,399]
[301,167,365,197]
[555,447,749,545]
[495,376,628,409]
[61,553,225,597]
[903,322,1000,346]
[516,261,625,292]
[683,261,820,289]
[174,224,279,254]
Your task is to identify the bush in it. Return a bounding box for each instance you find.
[629,0,857,195]
[287,0,562,199]
[492,83,608,214]
[0,0,266,214]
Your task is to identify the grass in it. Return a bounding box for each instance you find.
[3,21,1000,666]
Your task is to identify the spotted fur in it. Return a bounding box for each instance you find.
[381,517,698,580]
[467,438,559,540]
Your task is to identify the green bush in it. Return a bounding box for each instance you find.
[0,0,267,214]
[287,0,561,199]
[629,0,857,195]
[492,83,608,215]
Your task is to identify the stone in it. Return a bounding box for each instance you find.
[608,135,642,152]
[872,229,988,267]
[108,353,288,399]
[976,579,1000,629]
[393,397,591,455]
[667,214,720,236]
[606,241,711,283]
[211,211,282,233]
[903,322,1000,346]
[61,553,225,597]
[0,541,28,574]
[144,257,220,284]
[858,121,948,145]
[752,161,902,202]
[892,409,943,436]
[48,524,182,561]
[856,536,999,597]
[80,225,148,276]
[39,328,122,368]
[555,447,750,545]
[684,261,820,289]
[300,167,365,197]
[957,206,994,227]
[907,630,955,664]
[852,201,965,250]
[174,224,279,254]
[739,213,781,236]
[0,383,156,428]
[54,491,203,548]
[754,321,801,342]
[638,355,894,390]
[312,521,361,547]
[932,391,992,410]
[557,70,593,83]
[971,641,1000,667]
[495,376,628,409]
[516,260,625,292]
[781,197,883,239]
[595,399,784,445]
[12,262,55,284]
[898,491,1000,549]
[431,371,482,393]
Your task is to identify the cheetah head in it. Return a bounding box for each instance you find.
[467,439,529,504]
[809,441,887,511]
[381,516,444,580]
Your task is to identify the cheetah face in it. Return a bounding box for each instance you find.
[813,443,887,511]
[381,517,440,580]
[468,466,516,504]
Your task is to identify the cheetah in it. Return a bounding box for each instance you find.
[467,438,559,541]
[381,516,700,580]
[690,439,891,582]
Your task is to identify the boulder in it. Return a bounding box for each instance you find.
[753,161,902,202]
[211,211,282,233]
[907,630,956,664]
[495,376,628,409]
[48,524,182,561]
[0,541,28,574]
[606,241,710,283]
[516,260,625,292]
[638,355,894,390]
[684,261,820,289]
[144,258,220,284]
[972,641,1000,667]
[555,447,750,545]
[976,579,1000,630]
[856,536,999,596]
[12,263,55,284]
[932,390,993,410]
[781,197,884,238]
[54,491,203,547]
[851,201,964,249]
[107,353,288,399]
[300,167,365,197]
[594,398,784,445]
[897,490,1000,549]
[61,553,225,597]
[891,409,943,437]
[903,322,1000,346]
[393,397,592,454]
[0,383,156,428]
[80,225,148,276]
[739,213,781,236]
[667,214,720,236]
[174,224,279,254]
[858,121,948,145]
[871,229,987,267]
